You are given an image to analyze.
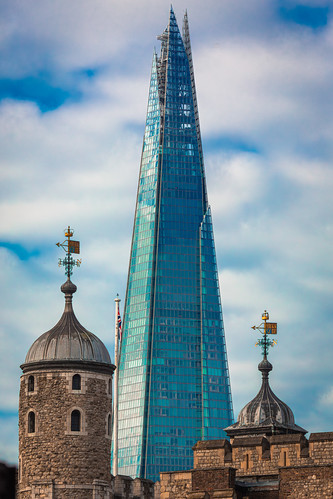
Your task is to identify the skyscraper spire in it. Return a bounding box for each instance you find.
[182,10,205,182]
[116,9,233,481]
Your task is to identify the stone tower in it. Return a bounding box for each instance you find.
[18,276,115,498]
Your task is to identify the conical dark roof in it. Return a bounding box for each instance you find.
[24,278,111,366]
[225,357,307,437]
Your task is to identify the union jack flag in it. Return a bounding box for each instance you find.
[117,309,122,342]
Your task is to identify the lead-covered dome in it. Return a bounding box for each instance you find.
[225,357,307,437]
[24,278,111,365]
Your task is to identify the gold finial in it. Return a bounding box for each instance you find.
[262,310,269,321]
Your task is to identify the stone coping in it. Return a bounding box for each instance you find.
[269,433,307,444]
[20,359,115,375]
[232,436,269,447]
[279,463,333,470]
[309,431,333,442]
[193,439,230,450]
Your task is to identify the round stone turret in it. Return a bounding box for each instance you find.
[18,277,115,499]
[225,357,307,438]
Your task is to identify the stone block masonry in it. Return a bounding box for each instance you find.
[18,366,113,498]
[160,432,333,498]
[279,464,333,498]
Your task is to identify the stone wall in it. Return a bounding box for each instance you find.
[19,479,113,498]
[193,440,231,469]
[309,432,333,463]
[19,475,157,499]
[279,464,333,498]
[160,468,236,499]
[18,366,113,498]
[161,432,333,498]
[113,475,155,499]
[160,471,192,499]
[193,432,333,478]
[192,468,235,493]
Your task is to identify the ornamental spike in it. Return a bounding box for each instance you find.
[251,310,277,359]
[56,226,82,278]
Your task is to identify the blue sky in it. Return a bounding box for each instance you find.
[1,0,333,465]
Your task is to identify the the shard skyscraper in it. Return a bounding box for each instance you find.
[116,8,233,481]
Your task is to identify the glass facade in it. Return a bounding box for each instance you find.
[116,8,233,481]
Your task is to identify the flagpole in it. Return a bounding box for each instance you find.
[113,295,120,477]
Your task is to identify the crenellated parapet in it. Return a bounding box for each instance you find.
[160,432,333,498]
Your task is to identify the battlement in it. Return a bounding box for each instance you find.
[193,432,333,474]
[160,431,333,498]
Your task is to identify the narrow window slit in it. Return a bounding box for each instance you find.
[71,410,81,432]
[72,374,81,390]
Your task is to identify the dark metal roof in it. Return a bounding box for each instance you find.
[225,357,307,437]
[24,278,111,365]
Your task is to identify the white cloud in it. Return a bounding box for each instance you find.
[319,387,333,408]
[206,153,264,216]
[196,26,333,156]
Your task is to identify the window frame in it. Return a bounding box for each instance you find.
[71,409,81,432]
[28,375,35,392]
[72,374,81,391]
[27,410,36,434]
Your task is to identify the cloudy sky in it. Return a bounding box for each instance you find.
[1,0,333,465]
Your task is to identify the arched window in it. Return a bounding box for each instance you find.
[28,412,35,433]
[72,374,81,390]
[107,414,112,436]
[108,378,112,395]
[28,375,34,392]
[71,410,81,432]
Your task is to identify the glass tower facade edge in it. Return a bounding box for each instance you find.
[116,8,233,482]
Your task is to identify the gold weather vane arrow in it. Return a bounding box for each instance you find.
[251,310,277,358]
[56,226,82,278]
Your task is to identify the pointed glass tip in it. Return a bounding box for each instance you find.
[169,4,177,21]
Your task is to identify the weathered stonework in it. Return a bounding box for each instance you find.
[18,365,114,498]
[193,433,318,477]
[279,464,333,498]
[160,471,192,499]
[160,432,333,498]
[192,468,235,493]
[113,475,155,499]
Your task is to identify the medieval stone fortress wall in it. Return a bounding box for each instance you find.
[160,433,333,498]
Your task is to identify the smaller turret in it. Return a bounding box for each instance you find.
[225,311,307,438]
